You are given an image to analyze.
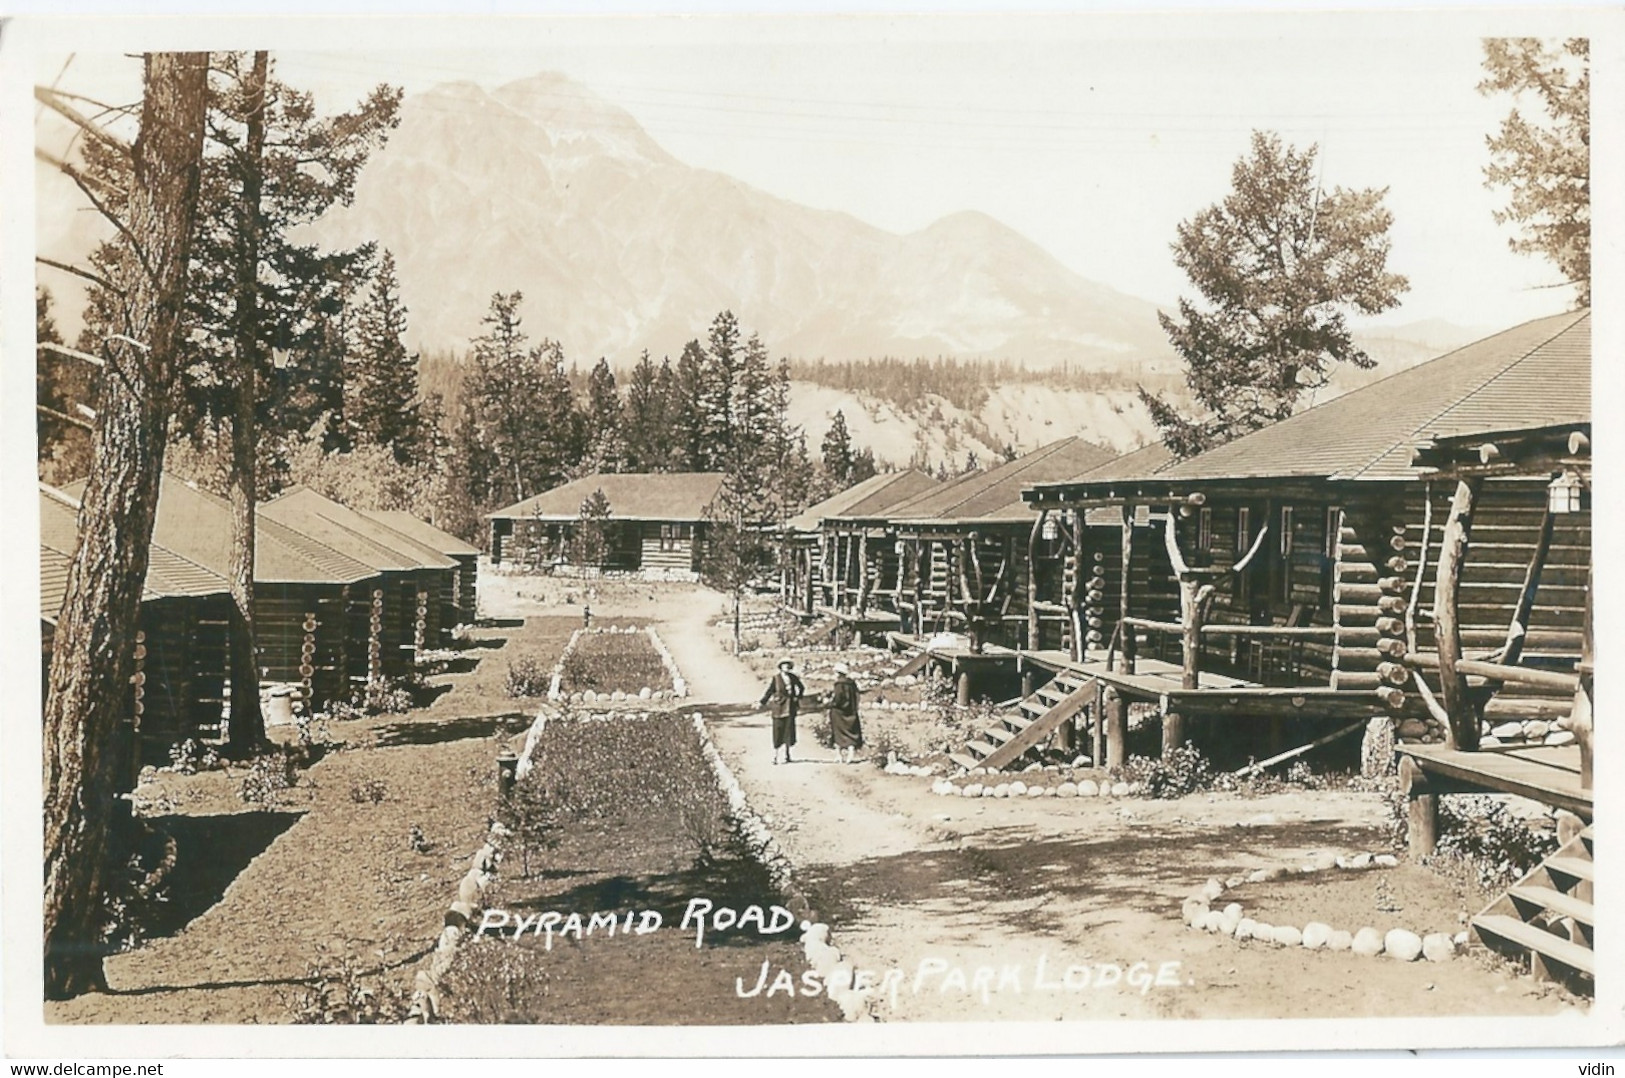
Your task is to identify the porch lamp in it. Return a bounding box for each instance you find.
[1041,515,1059,541]
[1548,471,1584,514]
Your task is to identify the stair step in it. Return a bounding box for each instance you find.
[1473,914,1595,977]
[1508,885,1594,927]
[1544,856,1594,884]
[948,753,979,771]
[984,726,1018,744]
[965,740,994,757]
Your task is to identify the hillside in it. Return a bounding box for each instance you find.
[312,72,1181,370]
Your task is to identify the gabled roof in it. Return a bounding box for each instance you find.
[788,469,940,531]
[262,488,457,572]
[487,472,727,522]
[1028,309,1590,498]
[79,476,380,586]
[39,485,231,623]
[361,509,481,557]
[888,438,1118,525]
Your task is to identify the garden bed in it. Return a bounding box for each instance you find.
[437,710,837,1024]
[553,627,679,699]
[1229,862,1475,941]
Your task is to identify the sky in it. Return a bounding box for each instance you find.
[26,8,1601,339]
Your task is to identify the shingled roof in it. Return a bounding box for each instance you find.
[788,469,941,531]
[262,488,457,572]
[1027,309,1590,497]
[888,438,1118,525]
[487,472,726,523]
[360,510,481,557]
[39,486,231,623]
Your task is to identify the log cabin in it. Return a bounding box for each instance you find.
[1395,420,1593,990]
[989,309,1592,772]
[262,487,460,655]
[40,486,234,772]
[884,437,1117,647]
[780,469,939,622]
[361,509,481,629]
[103,475,393,706]
[487,472,726,579]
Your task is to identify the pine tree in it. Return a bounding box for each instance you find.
[672,339,708,470]
[582,357,624,472]
[568,487,614,567]
[699,310,743,467]
[1140,131,1408,456]
[622,350,664,471]
[347,249,424,463]
[821,409,855,486]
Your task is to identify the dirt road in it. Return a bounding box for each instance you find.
[647,589,1576,1026]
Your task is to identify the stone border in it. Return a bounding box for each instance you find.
[931,770,1142,799]
[690,712,875,1022]
[545,625,688,703]
[1178,856,1468,963]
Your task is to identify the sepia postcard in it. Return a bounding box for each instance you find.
[2,5,1621,1060]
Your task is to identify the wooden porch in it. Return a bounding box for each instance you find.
[1397,742,1591,821]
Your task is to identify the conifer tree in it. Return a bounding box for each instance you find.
[583,357,624,472]
[821,409,855,486]
[347,249,424,463]
[672,340,708,470]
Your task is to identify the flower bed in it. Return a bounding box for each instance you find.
[545,626,687,703]
[420,709,839,1024]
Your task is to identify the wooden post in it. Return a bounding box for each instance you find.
[1399,755,1438,857]
[1179,581,1203,691]
[1105,686,1127,770]
[1501,505,1554,667]
[1573,565,1593,791]
[1026,512,1044,651]
[1021,668,1036,698]
[1434,478,1483,750]
[1092,679,1105,767]
[1119,506,1136,674]
[956,669,971,706]
[856,531,870,615]
[1162,708,1185,758]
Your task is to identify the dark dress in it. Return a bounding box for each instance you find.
[826,674,863,749]
[760,670,804,748]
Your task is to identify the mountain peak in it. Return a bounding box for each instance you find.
[488,71,671,164]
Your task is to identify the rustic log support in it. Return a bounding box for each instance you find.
[1092,679,1105,768]
[956,670,971,707]
[1434,478,1483,750]
[1027,512,1044,649]
[1105,686,1127,770]
[1399,755,1438,857]
[1500,505,1554,667]
[1572,565,1593,792]
[1118,506,1136,674]
[1162,708,1185,759]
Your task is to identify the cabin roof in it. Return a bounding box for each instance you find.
[889,438,1118,525]
[262,488,458,572]
[791,469,941,531]
[360,510,481,557]
[1026,309,1590,498]
[486,472,727,523]
[64,476,381,585]
[39,486,231,623]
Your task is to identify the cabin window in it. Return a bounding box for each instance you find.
[1197,507,1213,555]
[1279,506,1295,557]
[660,524,681,551]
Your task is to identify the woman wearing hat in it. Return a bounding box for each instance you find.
[826,663,864,764]
[759,658,805,765]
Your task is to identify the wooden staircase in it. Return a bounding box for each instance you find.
[1472,821,1593,992]
[949,670,1098,773]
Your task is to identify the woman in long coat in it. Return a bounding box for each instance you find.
[760,658,804,765]
[826,663,863,764]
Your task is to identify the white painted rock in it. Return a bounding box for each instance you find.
[993,784,1010,798]
[1491,721,1524,740]
[1027,785,1046,798]
[1024,762,1044,773]
[1248,921,1273,942]
[1271,925,1303,947]
[1201,878,1226,902]
[1098,783,1112,798]
[1009,781,1028,796]
[1301,922,1333,949]
[1076,780,1099,797]
[1326,930,1354,951]
[1374,854,1399,868]
[931,779,953,796]
[962,783,984,798]
[1071,756,1091,769]
[1385,929,1423,962]
[1057,783,1078,798]
[1111,782,1132,797]
[1235,918,1256,940]
[1245,869,1271,884]
[457,875,481,905]
[1202,911,1225,933]
[1225,876,1244,891]
[1219,908,1242,935]
[1545,730,1576,746]
[639,687,652,700]
[1182,899,1209,927]
[1521,720,1550,740]
[1242,813,1280,828]
[1352,928,1385,956]
[1422,933,1456,962]
[612,690,626,702]
[1350,853,1373,870]
[802,922,831,946]
[570,692,584,705]
[1223,902,1243,922]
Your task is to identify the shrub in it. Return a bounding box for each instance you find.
[238,750,300,804]
[1121,743,1216,799]
[1433,795,1561,892]
[440,938,552,1023]
[167,738,222,775]
[98,818,177,953]
[869,726,906,770]
[349,778,389,804]
[505,654,552,698]
[284,943,414,1024]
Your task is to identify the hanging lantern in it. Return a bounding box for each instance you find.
[1041,515,1059,541]
[1548,471,1584,514]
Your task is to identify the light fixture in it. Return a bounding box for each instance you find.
[1041,515,1059,541]
[1548,471,1584,514]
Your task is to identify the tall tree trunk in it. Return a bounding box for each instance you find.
[42,52,209,1000]
[225,50,269,757]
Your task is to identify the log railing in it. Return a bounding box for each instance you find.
[1120,616,1335,687]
